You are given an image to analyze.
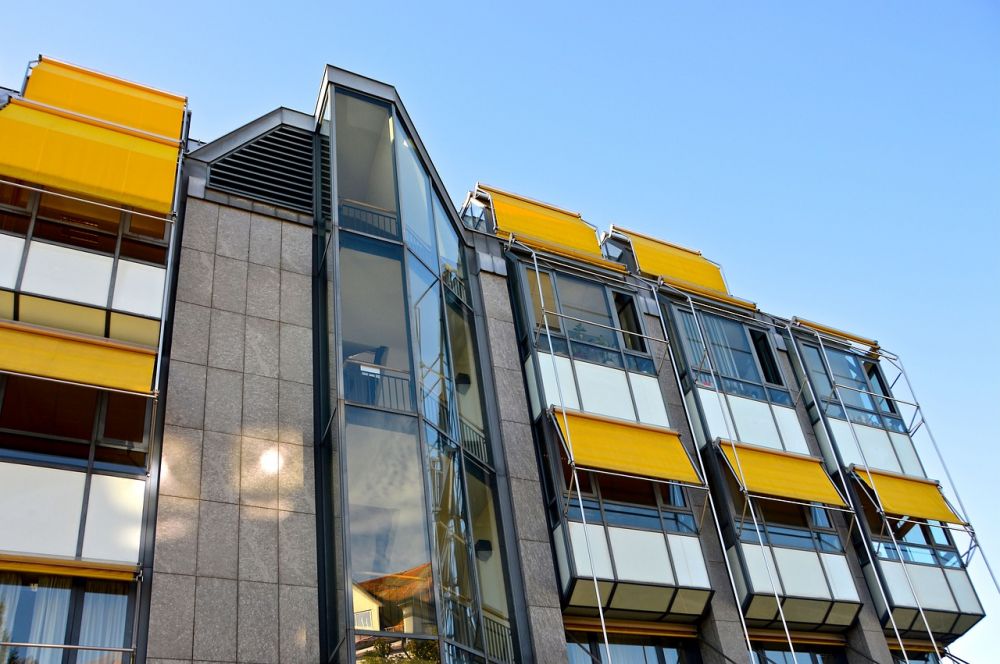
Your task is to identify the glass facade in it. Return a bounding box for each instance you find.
[322,88,516,663]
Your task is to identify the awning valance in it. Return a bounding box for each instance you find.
[854,468,965,525]
[719,441,847,508]
[551,407,701,485]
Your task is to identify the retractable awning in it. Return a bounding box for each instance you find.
[719,441,847,508]
[551,407,701,485]
[854,468,965,525]
[479,185,626,272]
[613,226,757,311]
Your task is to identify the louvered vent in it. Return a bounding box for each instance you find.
[319,133,331,222]
[209,125,315,214]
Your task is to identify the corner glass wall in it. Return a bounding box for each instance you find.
[322,87,515,663]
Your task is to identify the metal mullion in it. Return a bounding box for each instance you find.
[456,445,490,659]
[13,187,40,294]
[75,392,104,559]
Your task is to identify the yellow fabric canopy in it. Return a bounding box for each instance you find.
[0,320,155,394]
[480,185,625,272]
[854,468,965,525]
[719,441,847,507]
[26,57,185,141]
[793,317,879,350]
[0,553,137,581]
[615,227,757,311]
[551,407,701,484]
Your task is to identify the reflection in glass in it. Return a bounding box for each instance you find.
[557,275,618,348]
[445,293,488,463]
[340,233,413,411]
[409,260,454,435]
[526,268,560,335]
[436,199,468,301]
[396,126,437,269]
[703,314,761,384]
[0,573,72,664]
[426,427,481,651]
[335,91,398,239]
[354,635,441,663]
[466,462,510,655]
[77,581,129,664]
[614,291,646,353]
[345,408,436,636]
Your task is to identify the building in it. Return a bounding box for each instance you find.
[0,55,988,664]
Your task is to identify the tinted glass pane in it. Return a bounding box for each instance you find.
[37,193,121,233]
[409,260,454,435]
[614,292,646,353]
[446,292,489,463]
[525,268,560,335]
[77,580,129,664]
[345,408,435,635]
[0,573,71,664]
[703,314,761,383]
[825,348,875,412]
[340,233,413,410]
[126,212,166,240]
[750,329,783,386]
[0,210,30,235]
[467,463,510,625]
[32,219,116,254]
[865,361,897,414]
[396,126,437,268]
[426,427,482,651]
[435,199,468,302]
[0,182,31,209]
[335,92,398,238]
[801,345,834,401]
[676,308,708,373]
[0,376,98,441]
[557,275,617,348]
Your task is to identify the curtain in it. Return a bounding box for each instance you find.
[25,576,71,664]
[703,314,740,379]
[77,581,128,664]
[0,573,23,663]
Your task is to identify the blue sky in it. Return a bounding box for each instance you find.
[4,1,998,659]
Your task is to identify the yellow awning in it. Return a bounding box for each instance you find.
[0,553,137,581]
[854,468,965,525]
[26,57,185,141]
[551,408,701,484]
[0,99,179,213]
[0,320,155,394]
[480,185,626,273]
[719,441,847,507]
[614,226,757,311]
[794,317,879,350]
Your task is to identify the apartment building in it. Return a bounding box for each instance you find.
[0,55,987,664]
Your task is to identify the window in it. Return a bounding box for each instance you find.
[750,646,846,664]
[615,291,647,353]
[676,309,791,406]
[728,473,842,553]
[0,572,132,664]
[567,632,685,664]
[857,490,961,568]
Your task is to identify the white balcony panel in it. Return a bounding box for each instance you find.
[81,474,145,563]
[945,568,983,614]
[772,405,809,455]
[112,259,165,318]
[820,553,860,601]
[729,395,782,451]
[21,241,113,307]
[537,352,579,411]
[524,357,541,418]
[0,462,84,557]
[906,564,958,612]
[568,521,613,579]
[669,534,711,588]
[853,424,901,474]
[608,527,673,585]
[576,362,635,421]
[0,234,24,289]
[889,432,925,478]
[630,372,669,427]
[741,543,781,595]
[697,387,734,444]
[828,419,858,466]
[772,547,830,599]
[880,561,917,607]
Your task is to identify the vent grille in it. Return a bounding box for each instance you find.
[209,125,315,214]
[319,133,331,222]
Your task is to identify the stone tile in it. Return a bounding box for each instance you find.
[486,318,520,372]
[237,581,279,664]
[239,505,278,582]
[500,420,538,482]
[182,198,218,253]
[249,213,281,268]
[278,442,315,514]
[193,577,237,661]
[208,309,245,371]
[246,263,280,321]
[527,605,568,664]
[279,380,312,446]
[211,256,248,314]
[164,361,206,430]
[201,431,241,504]
[161,425,202,499]
[495,367,530,424]
[175,246,215,307]
[280,222,312,275]
[196,500,238,579]
[170,302,211,365]
[241,437,279,509]
[245,316,279,378]
[279,585,320,664]
[147,572,196,660]
[153,496,199,575]
[519,539,561,609]
[278,510,317,586]
[509,477,549,543]
[279,270,312,328]
[480,273,514,323]
[216,206,251,261]
[243,374,279,441]
[279,324,312,385]
[204,368,243,435]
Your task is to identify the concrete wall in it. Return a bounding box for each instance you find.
[147,193,319,664]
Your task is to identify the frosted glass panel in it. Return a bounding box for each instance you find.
[630,372,669,427]
[772,547,829,599]
[0,462,84,557]
[697,387,734,443]
[576,362,634,421]
[608,527,673,584]
[854,424,900,473]
[945,568,983,614]
[81,474,145,563]
[112,260,165,318]
[740,543,780,595]
[772,405,808,454]
[880,561,916,606]
[668,534,710,588]
[889,432,924,477]
[21,241,112,307]
[907,564,957,611]
[0,234,24,288]
[729,395,781,450]
[537,352,579,410]
[568,522,613,579]
[820,553,859,601]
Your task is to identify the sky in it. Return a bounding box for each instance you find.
[4,1,999,660]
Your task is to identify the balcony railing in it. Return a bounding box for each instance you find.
[0,641,134,664]
[344,360,412,412]
[339,200,399,240]
[483,614,514,664]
